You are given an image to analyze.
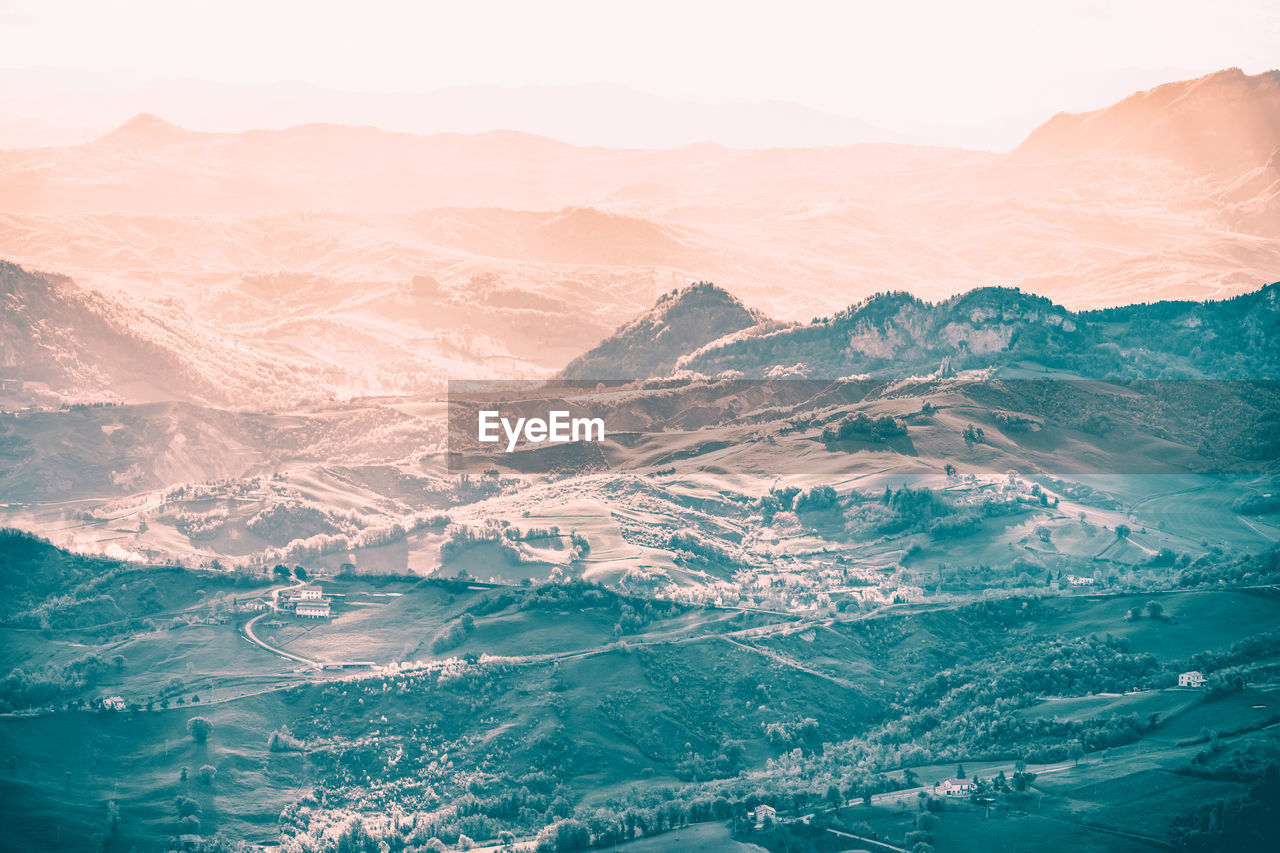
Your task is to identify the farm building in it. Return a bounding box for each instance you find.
[1178,670,1207,688]
[296,600,331,618]
[935,778,974,797]
[752,804,777,829]
[1066,574,1095,586]
[299,585,325,600]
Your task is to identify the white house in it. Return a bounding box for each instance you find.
[752,804,777,829]
[935,778,974,797]
[299,585,324,600]
[1179,670,1207,688]
[1066,574,1095,586]
[296,600,331,618]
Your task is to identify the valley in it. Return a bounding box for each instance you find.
[2,63,1279,853]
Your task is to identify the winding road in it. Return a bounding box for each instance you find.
[240,577,375,669]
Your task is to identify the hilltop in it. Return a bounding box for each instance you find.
[564,281,1280,381]
[562,282,767,379]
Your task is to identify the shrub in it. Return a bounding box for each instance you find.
[267,726,305,752]
[187,716,213,743]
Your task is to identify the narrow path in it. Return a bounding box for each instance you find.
[243,609,319,666]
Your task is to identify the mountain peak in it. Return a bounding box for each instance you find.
[654,280,745,310]
[99,112,192,144]
[562,282,767,380]
[1015,68,1280,175]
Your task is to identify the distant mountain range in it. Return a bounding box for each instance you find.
[1,68,1276,219]
[0,76,917,150]
[1,68,1279,408]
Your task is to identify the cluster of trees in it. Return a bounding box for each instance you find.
[440,521,569,564]
[172,506,230,541]
[753,484,838,522]
[842,480,1035,545]
[1170,758,1280,851]
[1125,600,1170,622]
[763,717,822,749]
[246,500,355,544]
[844,486,957,538]
[674,741,748,782]
[0,651,115,712]
[254,512,446,569]
[1232,492,1280,516]
[821,413,907,444]
[991,411,1037,432]
[666,528,738,569]
[1175,546,1280,589]
[569,530,591,560]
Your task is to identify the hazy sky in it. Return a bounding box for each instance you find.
[3,0,1278,148]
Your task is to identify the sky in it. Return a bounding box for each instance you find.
[2,0,1278,149]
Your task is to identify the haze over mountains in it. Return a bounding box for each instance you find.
[0,69,1276,383]
[8,74,1280,370]
[0,74,918,150]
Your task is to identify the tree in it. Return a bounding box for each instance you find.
[174,796,201,818]
[272,564,290,579]
[1068,741,1085,764]
[1145,600,1164,620]
[187,716,213,743]
[197,765,216,785]
[293,566,307,580]
[956,764,966,779]
[826,784,842,809]
[1115,524,1131,539]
